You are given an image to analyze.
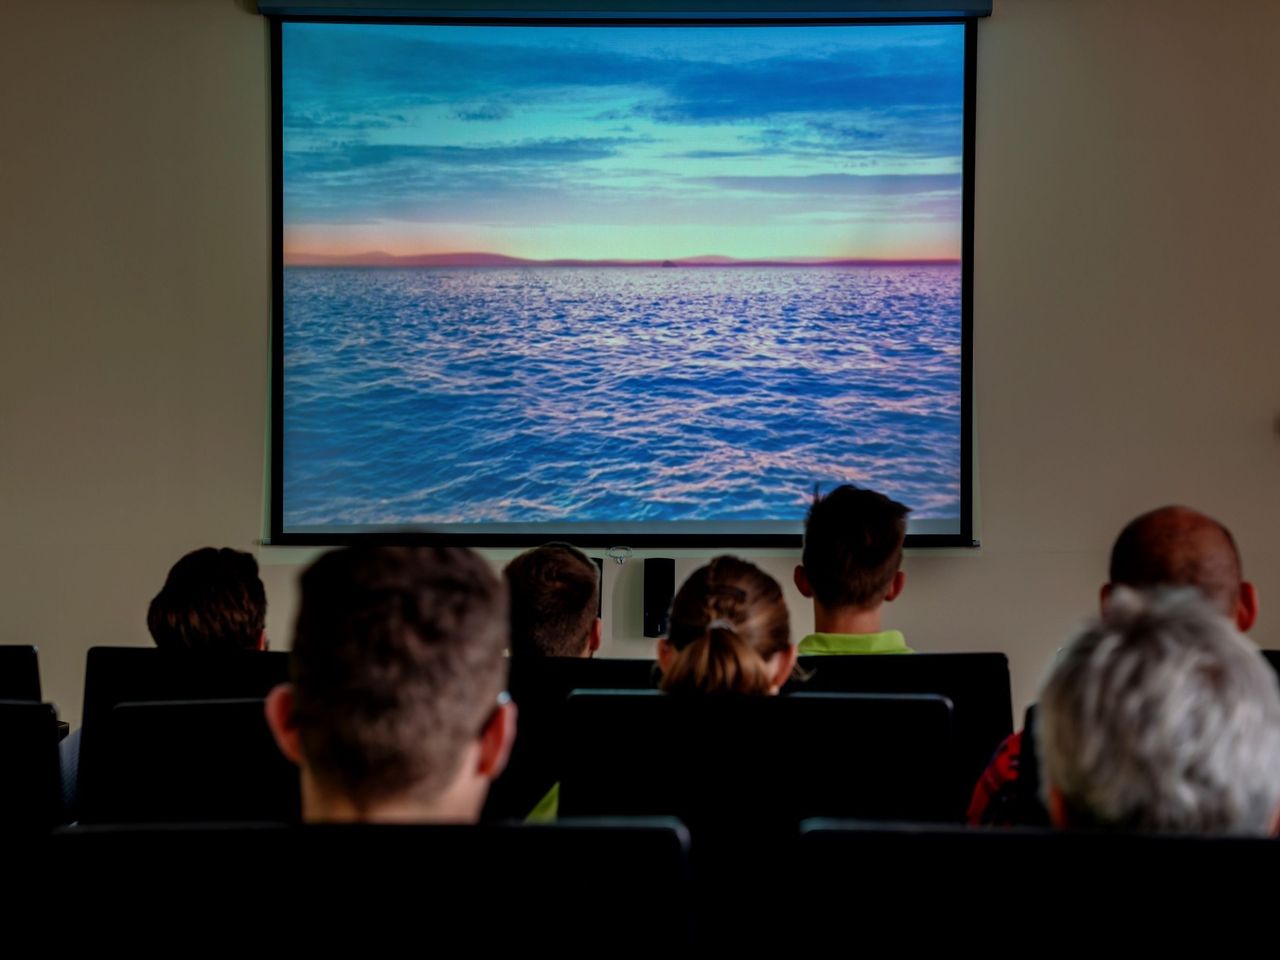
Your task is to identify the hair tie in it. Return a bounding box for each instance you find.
[706,618,736,633]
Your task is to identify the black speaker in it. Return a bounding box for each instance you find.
[643,558,675,638]
[590,557,604,618]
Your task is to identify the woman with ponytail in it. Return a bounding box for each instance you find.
[657,556,797,696]
[526,556,796,821]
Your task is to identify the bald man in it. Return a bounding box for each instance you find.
[1105,505,1257,631]
[967,505,1260,826]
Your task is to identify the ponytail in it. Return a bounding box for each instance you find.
[660,622,774,696]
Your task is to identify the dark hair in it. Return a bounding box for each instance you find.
[290,546,508,808]
[1108,506,1243,616]
[505,544,599,658]
[661,556,791,696]
[801,485,910,610]
[146,547,268,651]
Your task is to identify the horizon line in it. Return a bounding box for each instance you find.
[283,250,962,269]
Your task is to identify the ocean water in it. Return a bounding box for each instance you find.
[282,266,962,528]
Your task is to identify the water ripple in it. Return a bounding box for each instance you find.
[283,266,962,527]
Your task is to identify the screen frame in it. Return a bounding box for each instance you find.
[268,14,977,549]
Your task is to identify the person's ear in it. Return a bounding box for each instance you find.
[884,570,906,603]
[588,617,603,656]
[1237,581,1259,633]
[477,700,517,780]
[793,565,814,599]
[656,637,674,674]
[264,684,304,766]
[768,645,799,694]
[1047,784,1070,830]
[1099,583,1113,616]
[258,630,269,652]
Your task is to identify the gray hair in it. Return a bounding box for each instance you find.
[1038,587,1280,835]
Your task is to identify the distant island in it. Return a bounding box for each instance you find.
[284,251,961,269]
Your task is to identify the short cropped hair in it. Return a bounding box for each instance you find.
[505,545,599,658]
[290,547,509,808]
[801,485,911,610]
[1109,506,1243,615]
[147,547,267,651]
[1038,588,1280,835]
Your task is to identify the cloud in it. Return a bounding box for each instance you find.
[453,103,511,122]
[283,22,964,128]
[285,135,645,177]
[695,173,961,196]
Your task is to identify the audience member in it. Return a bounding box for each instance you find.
[528,555,794,819]
[265,546,515,823]
[968,505,1259,826]
[147,547,270,651]
[1038,587,1280,834]
[505,544,601,658]
[794,485,913,655]
[60,546,270,813]
[659,555,796,694]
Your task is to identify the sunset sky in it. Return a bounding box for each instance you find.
[282,22,965,263]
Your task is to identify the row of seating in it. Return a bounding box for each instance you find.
[1,645,1015,828]
[10,819,1275,945]
[9,645,1278,831]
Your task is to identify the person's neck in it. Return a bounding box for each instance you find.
[301,773,481,825]
[812,604,887,637]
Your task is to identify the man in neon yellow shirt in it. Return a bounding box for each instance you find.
[793,484,913,655]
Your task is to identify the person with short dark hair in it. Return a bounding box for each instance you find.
[793,484,913,655]
[967,504,1261,826]
[147,547,269,651]
[265,546,515,823]
[505,544,601,658]
[61,546,271,815]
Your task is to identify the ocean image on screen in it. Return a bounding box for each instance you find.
[281,23,966,532]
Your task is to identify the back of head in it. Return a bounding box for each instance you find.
[801,485,910,610]
[147,547,267,651]
[661,556,791,696]
[505,544,598,658]
[290,546,508,810]
[1038,588,1280,835]
[1109,506,1243,616]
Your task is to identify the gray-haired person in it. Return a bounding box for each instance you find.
[1038,587,1280,835]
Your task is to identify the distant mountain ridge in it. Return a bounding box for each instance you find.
[284,250,960,268]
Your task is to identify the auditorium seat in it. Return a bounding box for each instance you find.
[0,645,42,702]
[37,819,692,946]
[76,647,290,821]
[786,651,1013,817]
[84,698,299,823]
[482,656,659,821]
[797,820,1279,944]
[560,691,955,830]
[0,701,63,830]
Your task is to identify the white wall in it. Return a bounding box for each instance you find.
[3,0,1279,727]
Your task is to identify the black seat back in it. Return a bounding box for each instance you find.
[0,701,63,830]
[798,820,1280,944]
[0,646,41,701]
[77,647,290,821]
[41,820,692,946]
[561,691,954,831]
[88,699,299,823]
[787,652,1012,817]
[482,657,659,821]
